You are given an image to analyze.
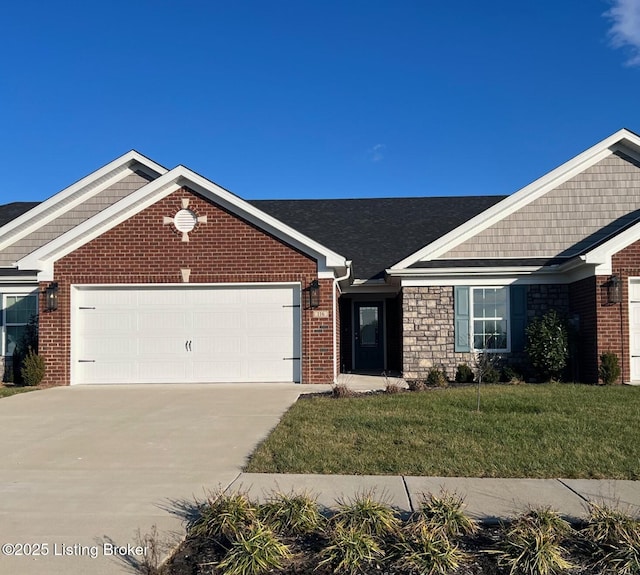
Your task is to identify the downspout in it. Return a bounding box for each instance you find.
[333,260,352,383]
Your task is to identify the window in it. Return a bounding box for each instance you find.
[471,287,508,351]
[4,295,38,355]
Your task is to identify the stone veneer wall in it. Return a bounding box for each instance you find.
[402,286,473,380]
[402,284,570,381]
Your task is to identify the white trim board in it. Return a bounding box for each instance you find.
[391,129,640,270]
[0,151,167,251]
[17,165,348,281]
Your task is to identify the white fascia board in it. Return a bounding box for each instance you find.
[391,129,640,270]
[387,265,561,277]
[17,172,182,273]
[174,167,347,269]
[583,220,640,267]
[18,165,347,276]
[398,263,599,287]
[0,151,168,250]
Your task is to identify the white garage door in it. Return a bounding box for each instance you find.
[73,285,301,384]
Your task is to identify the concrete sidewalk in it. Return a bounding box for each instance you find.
[228,473,640,523]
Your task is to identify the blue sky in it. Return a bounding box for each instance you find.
[2,1,640,203]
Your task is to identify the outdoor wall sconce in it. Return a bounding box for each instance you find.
[44,282,59,312]
[607,274,622,305]
[307,279,320,309]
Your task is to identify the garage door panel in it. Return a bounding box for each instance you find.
[193,311,239,330]
[82,335,134,357]
[138,336,185,356]
[74,285,301,384]
[137,360,189,382]
[195,335,245,355]
[138,310,187,332]
[81,361,134,384]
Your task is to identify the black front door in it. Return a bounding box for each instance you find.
[354,302,384,371]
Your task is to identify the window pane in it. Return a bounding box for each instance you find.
[471,288,509,350]
[6,325,26,355]
[6,295,37,324]
[359,307,378,347]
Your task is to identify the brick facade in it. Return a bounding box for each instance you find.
[568,276,599,383]
[597,239,640,384]
[38,187,336,386]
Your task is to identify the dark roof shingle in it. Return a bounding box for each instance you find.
[251,196,506,279]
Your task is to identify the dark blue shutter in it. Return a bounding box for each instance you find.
[510,285,527,352]
[454,286,470,352]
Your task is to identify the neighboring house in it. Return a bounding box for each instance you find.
[3,129,640,385]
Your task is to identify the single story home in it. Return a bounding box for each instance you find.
[3,128,640,385]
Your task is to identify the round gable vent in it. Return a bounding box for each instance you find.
[174,209,197,233]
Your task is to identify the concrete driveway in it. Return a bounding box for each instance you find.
[0,383,304,575]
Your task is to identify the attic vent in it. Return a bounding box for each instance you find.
[162,198,208,242]
[174,209,197,233]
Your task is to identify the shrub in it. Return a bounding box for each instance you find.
[584,503,640,574]
[481,366,500,384]
[259,491,325,536]
[599,352,621,385]
[426,367,448,388]
[190,490,257,543]
[502,365,524,384]
[407,380,427,392]
[332,384,356,398]
[455,363,474,383]
[414,491,477,538]
[21,349,46,387]
[496,507,573,575]
[216,521,291,575]
[331,491,400,538]
[396,528,466,575]
[318,523,385,575]
[384,382,403,394]
[12,315,39,385]
[525,310,569,381]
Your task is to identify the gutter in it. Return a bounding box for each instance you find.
[333,261,352,383]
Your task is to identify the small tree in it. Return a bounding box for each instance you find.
[525,310,568,381]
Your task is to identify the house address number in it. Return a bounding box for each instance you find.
[312,310,329,318]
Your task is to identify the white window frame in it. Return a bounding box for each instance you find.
[470,286,510,353]
[3,292,39,356]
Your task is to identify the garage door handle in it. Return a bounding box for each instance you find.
[78,359,95,363]
[283,357,301,360]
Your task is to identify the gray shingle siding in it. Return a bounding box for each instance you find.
[0,171,152,265]
[442,151,640,260]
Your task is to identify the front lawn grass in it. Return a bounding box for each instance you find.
[0,385,37,399]
[245,384,640,478]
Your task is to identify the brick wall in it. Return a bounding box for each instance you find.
[39,187,335,385]
[568,276,599,383]
[600,239,640,383]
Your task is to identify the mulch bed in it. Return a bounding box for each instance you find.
[163,522,606,575]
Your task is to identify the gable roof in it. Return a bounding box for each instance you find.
[252,196,505,280]
[0,151,167,268]
[0,202,40,227]
[390,128,640,272]
[15,165,348,280]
